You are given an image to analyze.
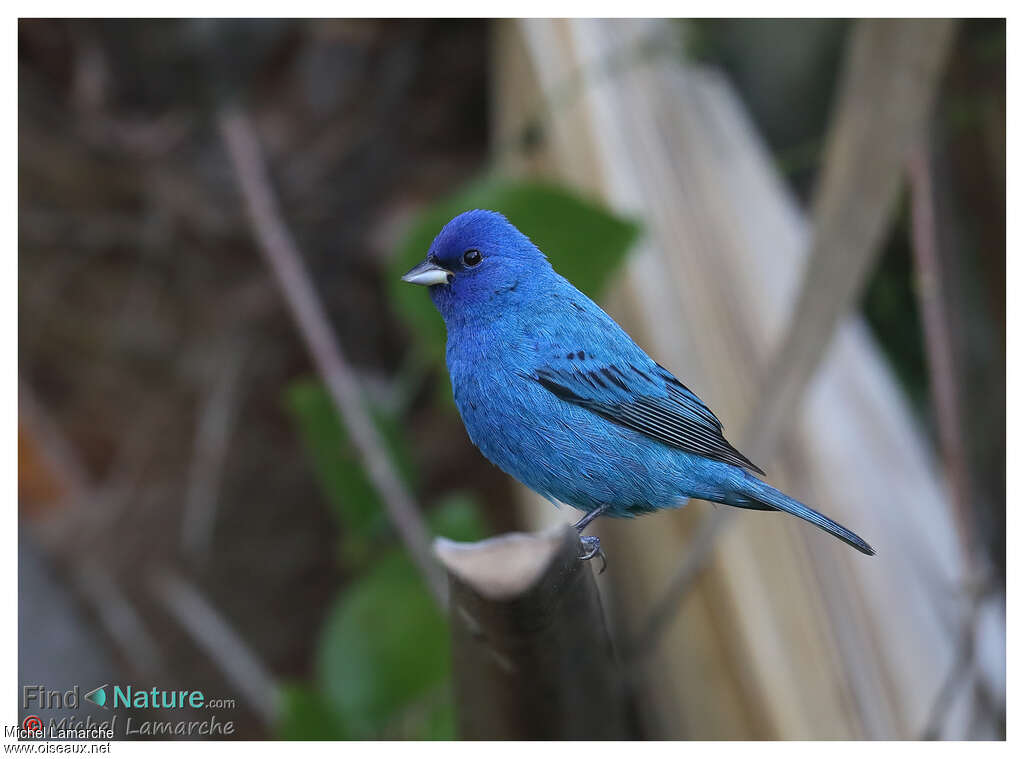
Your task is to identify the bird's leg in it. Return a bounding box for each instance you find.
[578,536,607,574]
[574,505,611,573]
[574,503,611,533]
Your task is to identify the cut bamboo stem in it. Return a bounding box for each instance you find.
[437,525,628,739]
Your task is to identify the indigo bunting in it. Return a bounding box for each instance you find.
[403,210,874,562]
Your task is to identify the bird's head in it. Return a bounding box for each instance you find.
[401,210,551,325]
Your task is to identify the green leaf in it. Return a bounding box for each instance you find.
[390,178,641,367]
[428,491,489,543]
[380,683,457,739]
[284,378,416,538]
[276,683,348,740]
[317,551,451,738]
[417,689,457,739]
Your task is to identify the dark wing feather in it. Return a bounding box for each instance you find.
[532,361,763,475]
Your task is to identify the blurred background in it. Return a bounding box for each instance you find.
[18,18,1004,740]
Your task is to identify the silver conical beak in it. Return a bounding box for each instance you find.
[401,260,452,287]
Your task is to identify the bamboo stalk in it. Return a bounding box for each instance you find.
[643,16,958,646]
[745,19,957,462]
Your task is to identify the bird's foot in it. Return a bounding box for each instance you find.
[578,535,607,574]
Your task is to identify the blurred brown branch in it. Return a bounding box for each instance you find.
[181,340,249,563]
[20,382,166,681]
[74,560,165,677]
[151,569,279,725]
[908,141,1002,738]
[907,143,976,566]
[218,105,448,608]
[920,588,984,739]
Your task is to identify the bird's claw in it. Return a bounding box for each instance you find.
[578,535,607,574]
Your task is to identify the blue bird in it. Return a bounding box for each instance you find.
[402,210,874,564]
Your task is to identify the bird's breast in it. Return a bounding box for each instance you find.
[446,329,539,437]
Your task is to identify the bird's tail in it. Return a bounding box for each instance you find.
[732,476,875,556]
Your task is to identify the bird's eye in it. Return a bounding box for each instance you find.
[462,249,482,267]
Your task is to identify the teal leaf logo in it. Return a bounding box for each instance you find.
[85,685,107,709]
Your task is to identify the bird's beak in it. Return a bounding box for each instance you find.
[401,260,452,287]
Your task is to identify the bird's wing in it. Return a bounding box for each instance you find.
[528,358,763,475]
